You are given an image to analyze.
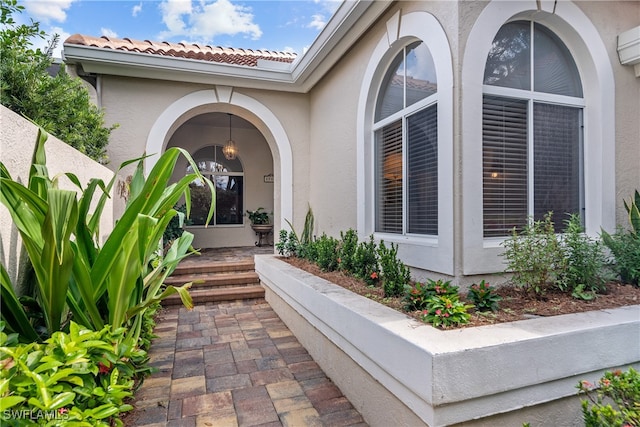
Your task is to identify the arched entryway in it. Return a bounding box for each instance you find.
[145,87,293,248]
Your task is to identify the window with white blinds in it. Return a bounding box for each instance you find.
[482,21,584,237]
[374,41,438,236]
[533,102,582,229]
[408,106,438,235]
[482,96,528,237]
[376,121,403,233]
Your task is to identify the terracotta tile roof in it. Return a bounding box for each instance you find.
[64,34,297,67]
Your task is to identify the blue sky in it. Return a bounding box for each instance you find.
[19,0,342,59]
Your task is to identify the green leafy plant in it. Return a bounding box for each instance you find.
[403,279,458,311]
[246,207,270,225]
[421,294,473,328]
[0,1,115,163]
[352,236,379,286]
[577,367,640,427]
[602,191,640,286]
[312,233,340,272]
[557,214,607,295]
[377,241,411,297]
[0,321,153,426]
[0,128,214,344]
[501,213,563,296]
[278,205,315,258]
[163,203,191,246]
[467,280,501,312]
[337,229,359,274]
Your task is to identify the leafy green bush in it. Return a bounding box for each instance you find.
[403,279,458,312]
[377,242,411,297]
[0,321,150,426]
[0,129,213,343]
[313,234,340,272]
[467,280,501,312]
[420,294,473,328]
[501,213,564,296]
[337,229,359,274]
[558,214,608,296]
[163,203,191,246]
[577,367,640,427]
[602,230,640,286]
[0,0,115,163]
[352,236,379,286]
[602,191,640,286]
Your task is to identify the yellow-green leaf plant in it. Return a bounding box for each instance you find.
[0,128,214,342]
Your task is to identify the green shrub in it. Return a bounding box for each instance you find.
[467,280,501,312]
[577,367,640,426]
[352,236,379,286]
[602,230,640,286]
[0,1,115,163]
[0,129,212,343]
[501,213,564,296]
[558,214,608,296]
[0,321,153,426]
[313,234,340,272]
[403,279,458,312]
[421,294,473,328]
[377,242,411,297]
[337,229,359,274]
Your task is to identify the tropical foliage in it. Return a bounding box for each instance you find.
[0,128,214,345]
[0,0,114,163]
[601,191,640,285]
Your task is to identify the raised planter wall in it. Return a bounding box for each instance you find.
[255,255,640,427]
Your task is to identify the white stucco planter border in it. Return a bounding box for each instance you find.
[255,255,640,426]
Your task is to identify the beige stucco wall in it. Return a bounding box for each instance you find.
[167,121,274,248]
[307,0,639,280]
[0,106,119,287]
[96,76,311,247]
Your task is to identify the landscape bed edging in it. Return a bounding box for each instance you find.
[255,255,640,426]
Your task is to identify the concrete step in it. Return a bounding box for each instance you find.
[162,285,265,305]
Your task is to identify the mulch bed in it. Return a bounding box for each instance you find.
[280,256,640,329]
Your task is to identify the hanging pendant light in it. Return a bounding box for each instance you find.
[223,113,238,160]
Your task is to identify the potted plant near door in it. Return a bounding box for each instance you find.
[246,207,273,246]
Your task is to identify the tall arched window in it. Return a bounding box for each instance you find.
[187,146,244,226]
[374,41,438,235]
[482,21,584,237]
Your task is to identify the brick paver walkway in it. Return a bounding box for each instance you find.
[127,299,367,426]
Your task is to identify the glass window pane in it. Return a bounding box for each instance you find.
[189,179,213,226]
[533,103,581,230]
[483,96,529,237]
[406,41,437,108]
[407,105,438,235]
[215,176,243,224]
[534,23,583,97]
[484,21,531,90]
[375,51,405,121]
[375,121,403,233]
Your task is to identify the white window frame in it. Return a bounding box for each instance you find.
[357,10,454,274]
[462,1,615,275]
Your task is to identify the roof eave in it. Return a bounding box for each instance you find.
[63,44,297,91]
[62,0,391,93]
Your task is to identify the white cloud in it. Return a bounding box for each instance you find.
[307,14,326,31]
[132,2,143,17]
[282,46,296,54]
[23,0,76,24]
[158,0,261,43]
[101,28,118,39]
